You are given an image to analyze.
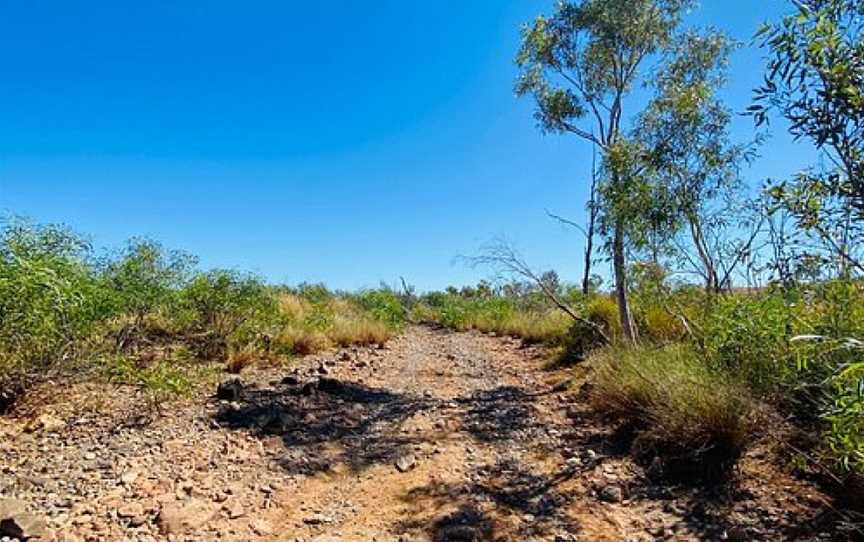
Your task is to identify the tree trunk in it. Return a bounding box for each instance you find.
[582,222,594,295]
[612,220,638,343]
[688,216,719,293]
[582,146,599,296]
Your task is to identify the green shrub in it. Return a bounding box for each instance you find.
[177,270,281,359]
[695,290,796,392]
[100,238,196,326]
[0,222,110,382]
[585,295,620,339]
[354,289,405,328]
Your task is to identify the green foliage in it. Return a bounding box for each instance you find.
[177,270,281,358]
[752,0,864,200]
[102,353,198,400]
[354,289,405,328]
[753,0,864,276]
[100,238,196,323]
[0,222,110,379]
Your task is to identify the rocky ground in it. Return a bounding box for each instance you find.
[0,326,846,541]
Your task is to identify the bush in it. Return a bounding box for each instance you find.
[0,222,110,383]
[695,290,796,392]
[585,295,620,339]
[176,270,281,359]
[100,239,196,326]
[354,289,405,328]
[500,311,570,344]
[329,316,394,347]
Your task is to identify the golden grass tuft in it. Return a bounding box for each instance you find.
[586,295,621,338]
[500,311,571,344]
[226,350,258,374]
[276,327,329,356]
[329,316,394,347]
[279,293,312,320]
[591,343,755,479]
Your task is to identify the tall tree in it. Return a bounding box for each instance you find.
[516,0,692,341]
[635,31,760,292]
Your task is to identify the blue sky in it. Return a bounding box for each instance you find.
[0,1,815,291]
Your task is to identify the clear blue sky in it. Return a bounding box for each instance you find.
[0,1,815,291]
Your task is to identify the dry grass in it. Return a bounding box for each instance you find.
[276,327,329,356]
[591,343,755,479]
[278,293,314,320]
[586,295,620,338]
[225,350,258,374]
[500,311,571,344]
[272,293,400,356]
[329,316,394,347]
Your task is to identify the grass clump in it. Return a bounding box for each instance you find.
[272,287,404,355]
[592,343,754,480]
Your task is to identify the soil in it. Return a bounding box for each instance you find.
[0,326,847,541]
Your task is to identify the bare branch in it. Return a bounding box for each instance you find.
[462,238,610,344]
[545,210,589,238]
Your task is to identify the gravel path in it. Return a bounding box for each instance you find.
[0,326,839,541]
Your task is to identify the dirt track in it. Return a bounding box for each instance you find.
[0,326,838,541]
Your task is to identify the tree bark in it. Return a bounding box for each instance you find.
[582,230,594,296]
[612,220,638,343]
[582,146,599,296]
[688,215,719,293]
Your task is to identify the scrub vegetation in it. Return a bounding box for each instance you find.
[1,0,863,536]
[0,222,404,408]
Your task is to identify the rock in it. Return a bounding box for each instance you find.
[304,513,334,525]
[438,525,478,541]
[224,501,245,519]
[318,377,350,395]
[0,498,48,540]
[725,527,748,542]
[598,485,623,503]
[301,381,318,396]
[250,519,273,535]
[25,413,65,433]
[82,452,96,461]
[317,363,330,375]
[281,375,300,386]
[216,379,243,401]
[338,351,351,361]
[157,499,218,535]
[395,453,417,473]
[120,470,140,485]
[646,456,665,481]
[261,413,293,435]
[117,503,144,519]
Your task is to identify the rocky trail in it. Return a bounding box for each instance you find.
[0,326,841,541]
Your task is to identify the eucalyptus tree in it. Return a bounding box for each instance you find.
[635,31,760,292]
[752,0,864,275]
[515,0,692,341]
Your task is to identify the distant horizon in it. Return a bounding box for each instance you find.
[0,0,817,291]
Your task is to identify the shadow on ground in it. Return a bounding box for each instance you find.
[393,457,584,541]
[214,377,439,474]
[213,377,551,476]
